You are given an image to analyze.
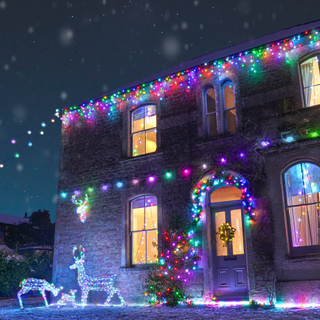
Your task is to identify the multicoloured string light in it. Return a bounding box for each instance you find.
[0,110,60,168]
[57,289,77,307]
[17,278,63,308]
[61,28,320,127]
[71,193,89,223]
[70,246,125,306]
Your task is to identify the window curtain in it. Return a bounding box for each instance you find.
[301,61,313,107]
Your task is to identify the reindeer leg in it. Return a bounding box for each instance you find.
[105,288,114,305]
[39,290,48,307]
[81,289,88,306]
[17,290,24,309]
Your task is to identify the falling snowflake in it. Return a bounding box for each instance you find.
[59,27,74,46]
[181,22,188,30]
[162,36,180,59]
[28,26,34,34]
[4,64,9,71]
[60,91,68,100]
[0,1,6,9]
[11,55,16,62]
[17,164,23,172]
[102,0,107,5]
[243,21,249,29]
[194,0,199,6]
[200,24,204,30]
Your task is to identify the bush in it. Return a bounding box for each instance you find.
[0,249,53,297]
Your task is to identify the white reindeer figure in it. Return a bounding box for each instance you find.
[17,278,63,308]
[56,289,77,307]
[70,245,125,306]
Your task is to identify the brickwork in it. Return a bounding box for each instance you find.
[53,26,320,305]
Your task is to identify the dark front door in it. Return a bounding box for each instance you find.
[212,205,248,300]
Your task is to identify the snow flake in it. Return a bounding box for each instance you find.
[181,22,188,30]
[4,64,9,71]
[162,36,180,59]
[199,23,204,30]
[60,91,68,101]
[0,1,6,9]
[28,26,34,34]
[59,27,74,46]
[194,0,199,6]
[17,164,23,172]
[102,0,107,5]
[243,21,249,29]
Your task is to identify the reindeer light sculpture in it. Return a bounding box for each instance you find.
[57,289,77,307]
[70,245,125,306]
[17,278,63,308]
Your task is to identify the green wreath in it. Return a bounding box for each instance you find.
[217,223,236,247]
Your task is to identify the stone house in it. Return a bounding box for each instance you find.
[53,19,320,305]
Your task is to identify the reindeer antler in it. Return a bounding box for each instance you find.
[72,246,78,259]
[79,245,85,259]
[72,245,86,260]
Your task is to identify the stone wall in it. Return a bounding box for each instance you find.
[53,39,320,304]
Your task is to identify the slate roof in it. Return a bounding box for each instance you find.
[86,19,320,104]
[0,213,29,225]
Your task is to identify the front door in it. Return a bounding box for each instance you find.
[212,205,248,300]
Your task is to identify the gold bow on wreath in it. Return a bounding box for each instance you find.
[217,223,236,247]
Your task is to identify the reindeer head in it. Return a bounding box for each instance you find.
[50,284,63,297]
[70,245,85,270]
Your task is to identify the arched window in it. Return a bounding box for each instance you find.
[300,55,320,107]
[283,162,320,251]
[222,81,236,134]
[130,195,158,265]
[131,105,157,157]
[204,87,218,138]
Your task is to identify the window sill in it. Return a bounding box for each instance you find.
[286,251,320,259]
[120,152,163,162]
[196,135,235,147]
[120,264,157,271]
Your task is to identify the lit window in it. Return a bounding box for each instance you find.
[301,56,320,107]
[204,87,217,138]
[223,81,236,134]
[284,162,320,251]
[131,196,158,265]
[131,105,157,157]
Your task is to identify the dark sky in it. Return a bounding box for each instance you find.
[0,0,319,222]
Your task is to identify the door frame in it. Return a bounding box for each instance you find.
[210,200,249,300]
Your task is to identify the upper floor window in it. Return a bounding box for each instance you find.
[222,81,236,134]
[204,87,218,138]
[131,105,157,157]
[283,162,320,252]
[130,195,158,265]
[300,55,320,107]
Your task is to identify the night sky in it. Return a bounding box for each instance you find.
[0,0,319,222]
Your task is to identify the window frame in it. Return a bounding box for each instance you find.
[130,104,157,157]
[282,161,320,255]
[204,86,218,139]
[222,80,236,135]
[299,53,320,108]
[129,195,158,266]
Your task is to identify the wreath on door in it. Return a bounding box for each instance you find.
[217,223,236,247]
